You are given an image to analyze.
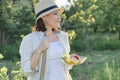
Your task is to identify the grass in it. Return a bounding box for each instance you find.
[1,32,120,80]
[71,50,120,80]
[0,50,120,80]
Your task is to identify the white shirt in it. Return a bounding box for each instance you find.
[48,41,66,80]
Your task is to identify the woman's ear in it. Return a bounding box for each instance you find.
[42,16,46,21]
[42,16,48,26]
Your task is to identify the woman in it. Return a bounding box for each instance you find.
[19,0,73,80]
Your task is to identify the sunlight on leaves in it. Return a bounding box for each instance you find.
[20,34,25,38]
[67,30,76,40]
[0,66,8,80]
[0,53,4,59]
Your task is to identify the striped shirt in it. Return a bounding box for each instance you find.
[19,31,72,80]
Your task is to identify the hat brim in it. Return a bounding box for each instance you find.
[58,7,64,14]
[36,7,64,21]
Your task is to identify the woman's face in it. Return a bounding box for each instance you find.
[42,10,61,30]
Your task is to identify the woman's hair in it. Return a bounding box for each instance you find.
[35,18,46,32]
[32,18,59,32]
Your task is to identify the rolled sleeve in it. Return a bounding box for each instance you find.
[19,36,34,77]
[67,64,73,70]
[66,33,70,53]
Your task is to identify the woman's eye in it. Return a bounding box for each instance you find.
[53,12,58,15]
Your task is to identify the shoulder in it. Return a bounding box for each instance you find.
[21,31,44,43]
[23,31,44,40]
[57,30,68,37]
[56,30,69,41]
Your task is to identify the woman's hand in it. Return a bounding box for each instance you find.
[31,37,49,70]
[62,53,87,65]
[36,37,49,54]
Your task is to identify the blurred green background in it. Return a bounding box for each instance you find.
[0,0,120,80]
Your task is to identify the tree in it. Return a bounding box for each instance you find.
[92,0,120,38]
[61,0,98,53]
[0,0,35,60]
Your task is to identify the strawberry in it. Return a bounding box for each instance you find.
[71,54,80,60]
[70,54,81,65]
[61,54,86,65]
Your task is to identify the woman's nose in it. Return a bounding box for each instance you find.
[57,14,61,21]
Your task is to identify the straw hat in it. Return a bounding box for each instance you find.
[34,0,64,21]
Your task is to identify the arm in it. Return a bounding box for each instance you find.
[19,36,49,76]
[30,49,42,70]
[65,32,73,69]
[30,37,49,70]
[19,36,34,76]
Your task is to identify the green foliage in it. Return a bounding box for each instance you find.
[0,66,9,80]
[0,0,120,60]
[0,58,26,80]
[11,62,26,80]
[0,54,4,59]
[0,0,35,60]
[0,0,35,45]
[91,60,120,80]
[92,0,120,33]
[63,0,120,52]
[71,38,84,51]
[62,0,98,30]
[71,32,120,52]
[67,30,76,41]
[0,50,120,80]
[1,41,20,60]
[94,39,120,50]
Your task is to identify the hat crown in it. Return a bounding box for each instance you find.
[35,0,59,20]
[35,0,57,14]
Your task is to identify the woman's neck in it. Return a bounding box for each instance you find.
[45,28,54,36]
